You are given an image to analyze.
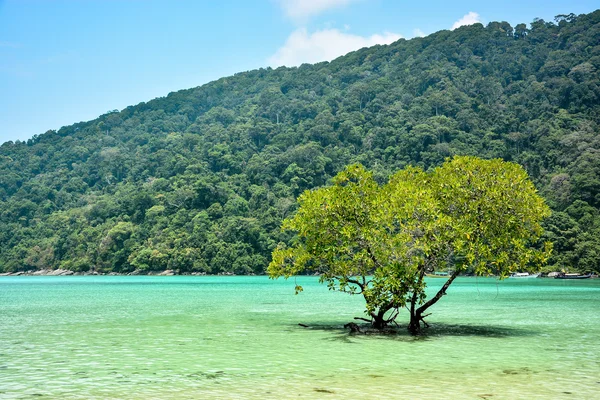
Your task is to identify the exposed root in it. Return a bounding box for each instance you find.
[344,322,362,333]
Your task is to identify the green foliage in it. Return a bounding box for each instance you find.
[429,156,552,276]
[268,157,551,330]
[0,11,599,274]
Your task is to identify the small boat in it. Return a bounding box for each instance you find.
[426,271,450,278]
[554,273,593,280]
[509,272,540,278]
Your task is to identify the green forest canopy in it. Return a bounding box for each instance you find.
[0,11,599,274]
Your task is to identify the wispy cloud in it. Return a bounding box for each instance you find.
[0,41,21,48]
[277,0,360,20]
[412,28,426,38]
[269,27,401,67]
[451,12,481,30]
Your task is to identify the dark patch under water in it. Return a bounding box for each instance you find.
[296,321,537,340]
[502,367,532,375]
[314,388,335,394]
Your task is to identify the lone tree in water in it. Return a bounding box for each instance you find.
[268,156,552,335]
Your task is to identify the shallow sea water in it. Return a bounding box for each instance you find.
[0,276,599,399]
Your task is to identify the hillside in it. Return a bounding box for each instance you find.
[1,11,599,274]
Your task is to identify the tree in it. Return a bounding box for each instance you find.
[268,156,551,335]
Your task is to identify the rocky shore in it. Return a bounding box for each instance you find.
[0,269,237,277]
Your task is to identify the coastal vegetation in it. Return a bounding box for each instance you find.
[268,156,551,333]
[0,11,599,274]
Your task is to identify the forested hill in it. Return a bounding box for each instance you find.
[1,11,600,274]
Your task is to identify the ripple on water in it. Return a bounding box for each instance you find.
[0,276,599,399]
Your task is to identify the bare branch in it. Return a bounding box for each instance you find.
[416,269,460,315]
[346,277,364,289]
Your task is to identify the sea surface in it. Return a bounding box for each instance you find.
[0,276,599,399]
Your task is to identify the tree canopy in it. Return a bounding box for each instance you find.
[268,156,551,333]
[0,11,599,274]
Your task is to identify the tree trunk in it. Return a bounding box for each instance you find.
[370,303,394,330]
[407,263,427,335]
[408,269,460,335]
[372,314,386,330]
[408,311,422,335]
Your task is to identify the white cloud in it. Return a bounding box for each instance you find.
[451,12,481,30]
[269,28,402,67]
[278,0,360,20]
[413,28,426,38]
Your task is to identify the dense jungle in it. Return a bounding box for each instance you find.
[1,11,599,274]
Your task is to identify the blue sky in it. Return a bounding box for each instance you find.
[1,0,598,144]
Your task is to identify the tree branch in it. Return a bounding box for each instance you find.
[410,261,427,317]
[385,308,400,323]
[365,242,382,269]
[416,269,460,315]
[346,277,364,289]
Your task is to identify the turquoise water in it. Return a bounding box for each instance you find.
[1,276,599,399]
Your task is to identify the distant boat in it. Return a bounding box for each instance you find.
[554,273,593,280]
[509,272,540,278]
[426,271,450,278]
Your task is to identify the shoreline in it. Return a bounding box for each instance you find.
[1,269,595,279]
[0,268,243,277]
